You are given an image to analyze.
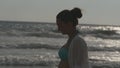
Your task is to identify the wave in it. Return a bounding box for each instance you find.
[91,34,120,39]
[0,55,59,66]
[0,43,61,50]
[80,29,117,35]
[93,30,117,35]
[0,43,120,52]
[1,30,120,40]
[0,55,119,68]
[23,32,66,38]
[0,29,65,38]
[88,46,120,52]
[90,60,120,68]
[0,22,120,39]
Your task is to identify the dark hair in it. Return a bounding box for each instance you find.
[56,7,82,26]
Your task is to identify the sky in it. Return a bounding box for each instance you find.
[0,0,120,25]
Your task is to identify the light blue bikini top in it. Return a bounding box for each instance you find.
[58,47,68,60]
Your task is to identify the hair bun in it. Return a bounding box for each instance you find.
[70,7,82,18]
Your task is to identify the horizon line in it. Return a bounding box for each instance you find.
[0,20,119,27]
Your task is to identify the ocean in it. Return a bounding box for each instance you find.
[0,21,120,68]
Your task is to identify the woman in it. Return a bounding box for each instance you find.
[56,7,89,68]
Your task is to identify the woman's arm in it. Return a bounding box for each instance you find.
[68,36,89,68]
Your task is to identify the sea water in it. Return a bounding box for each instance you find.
[0,21,120,68]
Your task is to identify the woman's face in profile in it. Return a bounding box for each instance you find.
[56,19,73,34]
[56,19,68,34]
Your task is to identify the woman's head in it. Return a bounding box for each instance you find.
[56,7,82,34]
[56,7,82,26]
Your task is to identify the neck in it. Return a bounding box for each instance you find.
[66,30,78,46]
[65,30,79,47]
[68,30,78,39]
